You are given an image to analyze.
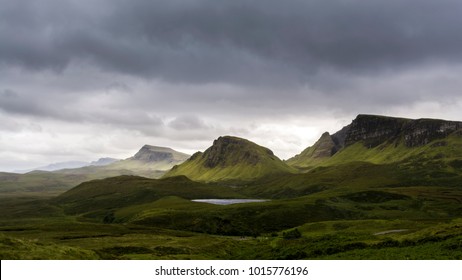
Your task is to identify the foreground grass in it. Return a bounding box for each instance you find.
[1,199,461,260]
[1,218,461,260]
[1,163,462,260]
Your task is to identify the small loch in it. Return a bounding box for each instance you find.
[191,199,269,205]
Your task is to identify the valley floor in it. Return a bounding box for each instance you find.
[1,193,461,260]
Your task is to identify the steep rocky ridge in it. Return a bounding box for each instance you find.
[343,115,410,148]
[288,114,462,169]
[286,132,337,169]
[344,114,462,148]
[331,124,351,151]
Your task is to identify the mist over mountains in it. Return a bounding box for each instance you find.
[14,158,120,174]
[0,145,190,195]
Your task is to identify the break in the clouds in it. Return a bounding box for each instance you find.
[1,0,462,171]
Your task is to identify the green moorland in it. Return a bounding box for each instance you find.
[2,117,462,260]
[0,167,167,197]
[1,158,462,259]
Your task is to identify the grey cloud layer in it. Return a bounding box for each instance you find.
[2,0,462,171]
[2,0,462,85]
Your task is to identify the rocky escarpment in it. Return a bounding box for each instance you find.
[344,115,410,148]
[343,114,462,148]
[288,114,462,169]
[331,124,351,151]
[401,119,462,147]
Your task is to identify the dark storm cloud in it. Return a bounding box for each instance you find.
[0,89,44,116]
[1,0,462,85]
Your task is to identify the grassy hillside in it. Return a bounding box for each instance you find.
[55,175,245,215]
[2,115,462,259]
[165,136,297,182]
[2,179,462,259]
[0,168,167,197]
[286,132,337,169]
[324,132,462,166]
[0,145,189,196]
[288,115,462,171]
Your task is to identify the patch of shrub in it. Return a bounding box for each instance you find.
[283,228,302,240]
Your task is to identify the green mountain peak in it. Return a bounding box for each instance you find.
[164,135,296,182]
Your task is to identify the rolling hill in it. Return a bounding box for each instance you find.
[55,175,243,215]
[0,145,190,196]
[164,136,297,182]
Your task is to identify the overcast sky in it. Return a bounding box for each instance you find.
[1,0,462,171]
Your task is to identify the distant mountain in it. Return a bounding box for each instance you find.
[90,158,119,166]
[287,114,462,170]
[164,136,296,182]
[15,158,120,174]
[131,145,190,164]
[1,145,190,195]
[107,145,190,174]
[14,161,89,173]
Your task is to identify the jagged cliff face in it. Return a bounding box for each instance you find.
[343,115,462,148]
[288,114,462,169]
[331,124,350,151]
[164,136,296,182]
[402,119,462,147]
[344,115,410,148]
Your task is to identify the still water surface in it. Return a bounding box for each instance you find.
[191,199,269,205]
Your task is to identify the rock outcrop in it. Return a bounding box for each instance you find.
[343,114,462,148]
[344,115,410,148]
[288,114,462,169]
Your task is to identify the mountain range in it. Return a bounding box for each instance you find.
[3,114,462,195]
[2,113,462,260]
[0,145,190,195]
[55,113,462,204]
[14,158,120,174]
[162,114,462,184]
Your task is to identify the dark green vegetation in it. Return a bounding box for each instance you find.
[2,114,462,259]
